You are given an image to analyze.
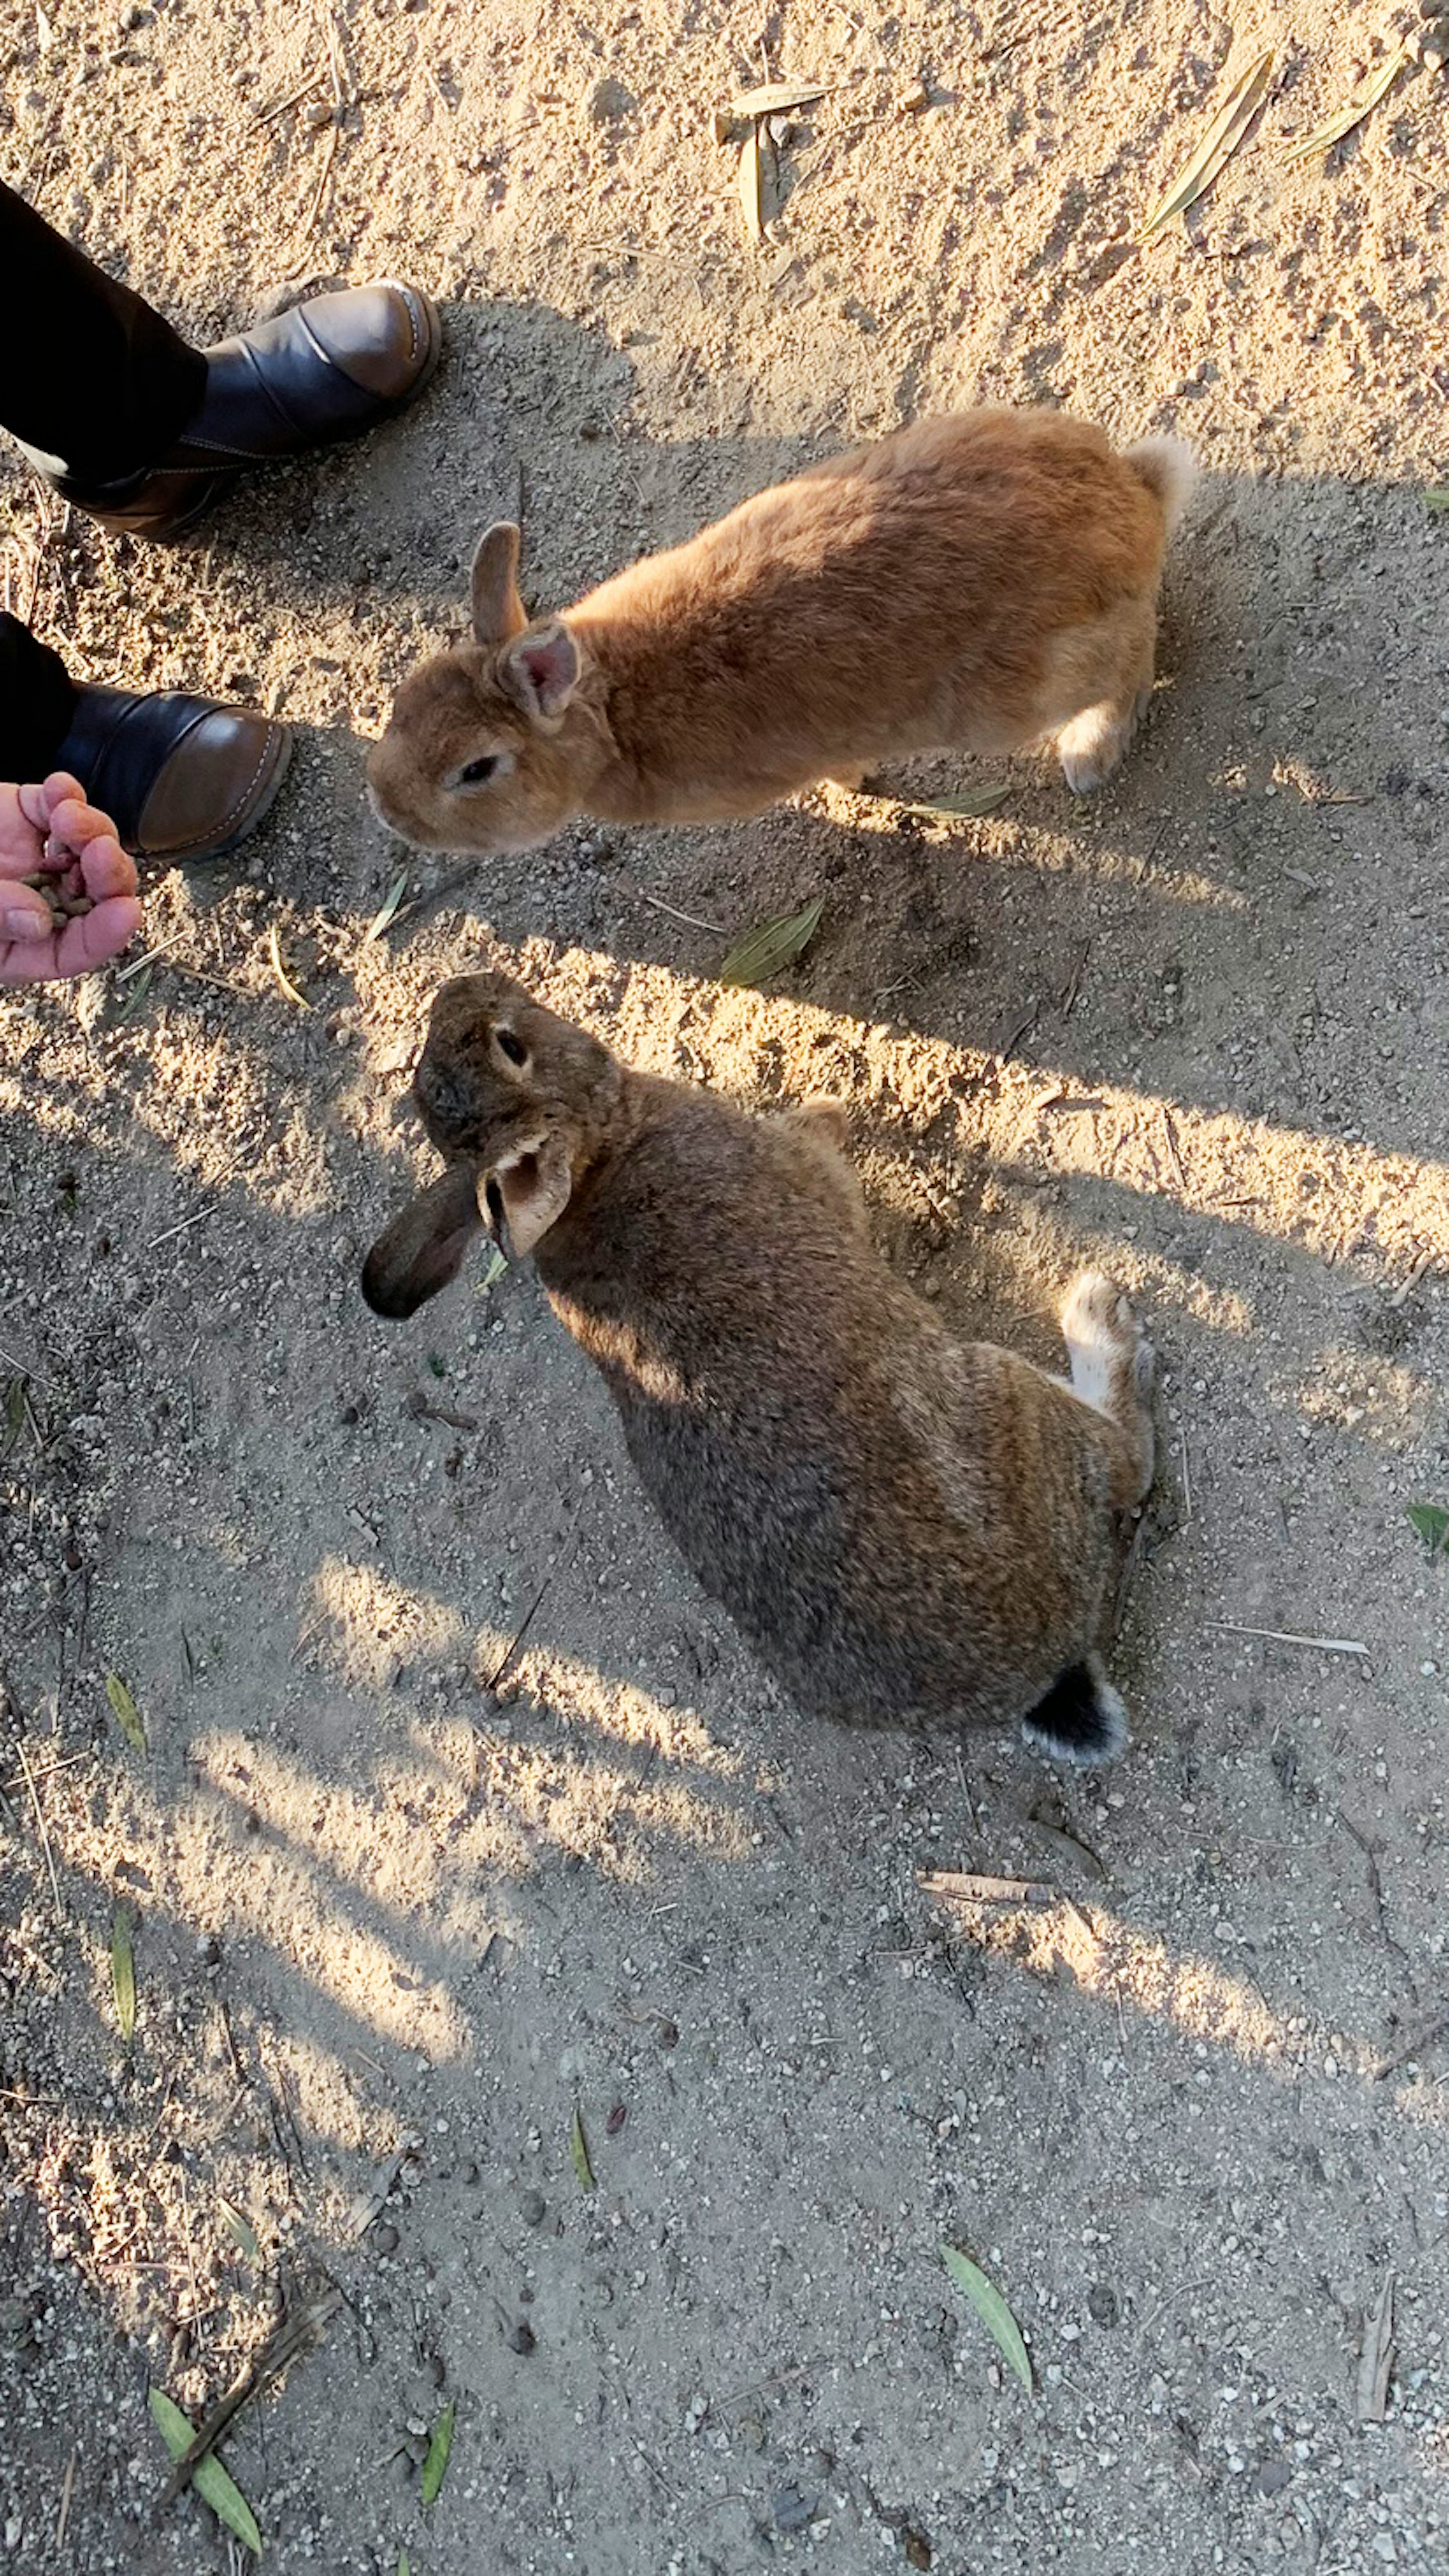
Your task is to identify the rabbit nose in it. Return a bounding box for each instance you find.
[414,1058,472,1137]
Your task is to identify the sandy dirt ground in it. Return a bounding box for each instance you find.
[2,1,1448,2570]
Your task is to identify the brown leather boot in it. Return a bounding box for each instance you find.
[34,280,442,543]
[50,687,292,863]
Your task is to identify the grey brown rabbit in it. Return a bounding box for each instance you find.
[366,408,1196,855]
[362,973,1157,1763]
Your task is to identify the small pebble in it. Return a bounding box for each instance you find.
[773,2483,818,2534]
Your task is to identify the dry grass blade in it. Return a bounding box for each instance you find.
[919,1870,1055,1906]
[150,2390,263,2555]
[570,2105,596,2191]
[737,125,764,237]
[361,869,409,945]
[728,77,829,117]
[111,1903,136,2046]
[15,1740,61,1915]
[1356,2272,1395,2423]
[106,1670,146,1752]
[1282,43,1412,165]
[894,787,1011,822]
[717,894,824,987]
[1208,1620,1367,1655]
[267,922,312,1009]
[941,2246,1034,2392]
[158,2289,341,2504]
[1138,49,1274,240]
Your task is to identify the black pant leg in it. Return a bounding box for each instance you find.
[0,613,78,777]
[0,183,206,481]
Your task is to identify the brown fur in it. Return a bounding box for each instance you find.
[361,973,1157,1760]
[366,409,1196,853]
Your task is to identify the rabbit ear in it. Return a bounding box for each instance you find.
[471,522,526,645]
[497,620,580,723]
[361,1164,485,1319]
[484,1135,574,1260]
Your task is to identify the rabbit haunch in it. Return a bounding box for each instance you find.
[366,409,1196,855]
[362,973,1157,1764]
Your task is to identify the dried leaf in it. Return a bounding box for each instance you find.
[941,2246,1034,2392]
[717,895,824,988]
[111,1904,136,2046]
[1,1377,24,1457]
[728,78,829,118]
[1028,1810,1108,1881]
[218,2197,261,2261]
[1356,2272,1395,2424]
[420,2398,455,2507]
[1407,1503,1449,1558]
[149,2388,263,2555]
[894,788,1011,822]
[361,869,409,945]
[106,1671,146,1753]
[1138,50,1274,239]
[570,2105,596,2192]
[737,125,764,237]
[1282,43,1412,166]
[267,921,312,1009]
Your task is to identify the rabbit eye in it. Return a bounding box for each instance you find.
[495,1028,528,1068]
[457,753,499,787]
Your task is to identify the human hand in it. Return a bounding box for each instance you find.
[0,772,143,988]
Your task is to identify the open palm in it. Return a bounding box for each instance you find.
[0,772,142,988]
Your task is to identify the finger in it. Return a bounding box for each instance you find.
[0,926,62,986]
[15,782,49,833]
[74,831,140,902]
[58,893,143,973]
[0,884,55,942]
[0,893,142,987]
[49,794,128,864]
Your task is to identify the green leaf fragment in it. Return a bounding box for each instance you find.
[474,1247,509,1298]
[149,2387,264,2555]
[111,1904,136,2046]
[570,2106,595,2192]
[1427,490,1449,514]
[717,895,824,988]
[420,2399,455,2508]
[362,869,410,945]
[0,1378,24,1457]
[1407,1503,1449,1558]
[106,1671,146,1753]
[218,2196,261,2261]
[941,2245,1034,2392]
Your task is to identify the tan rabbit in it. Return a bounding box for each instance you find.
[362,971,1157,1764]
[366,408,1195,856]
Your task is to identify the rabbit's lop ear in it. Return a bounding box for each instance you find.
[497,620,580,724]
[482,1134,574,1261]
[362,1164,485,1320]
[471,521,527,646]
